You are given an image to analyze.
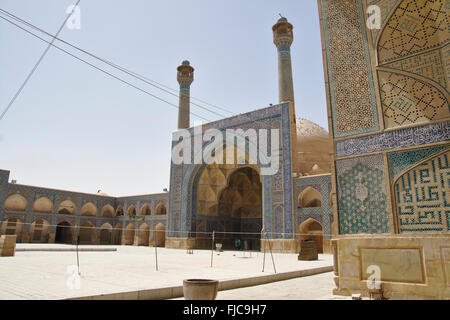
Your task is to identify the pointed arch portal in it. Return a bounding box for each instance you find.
[193,166,262,250]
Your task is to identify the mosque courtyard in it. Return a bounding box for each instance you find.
[0,244,338,300]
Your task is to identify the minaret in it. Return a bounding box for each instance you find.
[273,16,298,244]
[177,60,194,129]
[272,17,295,105]
[273,16,298,179]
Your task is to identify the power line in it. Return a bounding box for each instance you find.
[0,8,237,119]
[0,14,212,123]
[0,0,81,122]
[0,8,278,159]
[0,13,278,165]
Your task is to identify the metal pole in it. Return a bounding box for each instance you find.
[267,232,277,274]
[210,230,215,268]
[76,235,80,275]
[262,230,266,272]
[155,245,159,271]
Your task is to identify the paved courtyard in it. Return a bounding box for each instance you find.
[215,272,349,300]
[0,244,335,300]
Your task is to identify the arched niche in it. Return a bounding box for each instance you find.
[58,200,76,215]
[30,219,51,243]
[298,187,322,208]
[99,223,112,244]
[138,223,150,246]
[101,204,115,218]
[81,202,98,217]
[140,204,151,216]
[155,204,167,215]
[32,197,53,213]
[127,205,137,217]
[154,223,166,247]
[4,194,28,211]
[299,218,323,253]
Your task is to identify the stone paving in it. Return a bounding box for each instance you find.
[215,272,350,300]
[0,244,334,300]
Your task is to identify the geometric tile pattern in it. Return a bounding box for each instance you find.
[445,44,450,86]
[278,49,295,104]
[385,46,449,89]
[394,150,450,232]
[377,0,449,65]
[378,70,449,128]
[374,0,450,134]
[388,145,450,179]
[336,154,390,234]
[319,0,380,138]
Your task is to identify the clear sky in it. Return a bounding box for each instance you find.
[0,0,327,196]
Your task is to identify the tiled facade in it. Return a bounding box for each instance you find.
[167,102,299,252]
[319,0,380,138]
[166,100,333,253]
[0,169,169,245]
[165,17,333,254]
[319,0,449,299]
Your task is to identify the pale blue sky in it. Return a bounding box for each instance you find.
[0,0,327,196]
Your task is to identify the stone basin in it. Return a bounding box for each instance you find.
[183,279,219,300]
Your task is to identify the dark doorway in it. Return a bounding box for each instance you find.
[55,221,73,244]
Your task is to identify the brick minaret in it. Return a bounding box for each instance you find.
[273,17,298,182]
[177,60,194,129]
[273,17,295,106]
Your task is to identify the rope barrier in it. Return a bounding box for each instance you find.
[0,219,334,237]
